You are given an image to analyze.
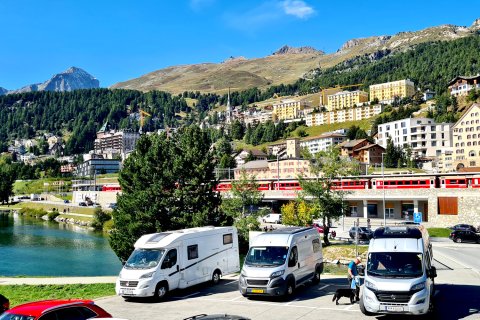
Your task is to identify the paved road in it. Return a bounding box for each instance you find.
[96,242,480,320]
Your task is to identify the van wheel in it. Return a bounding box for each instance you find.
[359,295,373,316]
[154,281,168,300]
[212,270,221,285]
[283,280,295,300]
[312,268,321,284]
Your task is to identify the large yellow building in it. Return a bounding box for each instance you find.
[327,90,368,111]
[272,99,305,121]
[369,79,415,103]
[452,103,480,170]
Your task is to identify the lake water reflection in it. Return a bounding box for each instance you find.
[0,212,122,276]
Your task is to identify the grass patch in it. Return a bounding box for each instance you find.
[323,243,369,262]
[58,214,93,222]
[0,284,115,307]
[0,202,94,216]
[427,228,451,238]
[323,263,349,275]
[14,179,72,195]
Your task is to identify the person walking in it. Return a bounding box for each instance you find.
[348,256,362,301]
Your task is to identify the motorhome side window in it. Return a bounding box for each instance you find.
[223,233,233,245]
[312,239,321,253]
[188,245,199,260]
[288,246,298,267]
[161,249,177,269]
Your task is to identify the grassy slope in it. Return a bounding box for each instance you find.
[0,284,115,307]
[0,202,95,216]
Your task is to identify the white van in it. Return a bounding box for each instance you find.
[116,226,240,299]
[261,213,282,224]
[360,226,437,316]
[239,227,323,298]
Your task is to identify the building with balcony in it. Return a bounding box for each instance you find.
[272,99,306,121]
[300,133,346,155]
[244,111,273,126]
[448,75,480,97]
[326,90,368,111]
[452,103,480,170]
[376,118,453,159]
[75,158,121,177]
[94,122,140,156]
[369,79,416,104]
[305,104,383,126]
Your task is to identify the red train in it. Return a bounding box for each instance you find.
[214,174,480,192]
[101,184,122,192]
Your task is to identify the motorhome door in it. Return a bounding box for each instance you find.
[161,248,181,290]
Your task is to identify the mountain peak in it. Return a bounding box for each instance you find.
[6,67,99,95]
[272,45,324,55]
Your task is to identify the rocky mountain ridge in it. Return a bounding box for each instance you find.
[2,67,99,95]
[111,18,480,94]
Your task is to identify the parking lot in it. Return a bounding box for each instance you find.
[97,249,480,320]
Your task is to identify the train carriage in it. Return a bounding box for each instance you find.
[371,176,436,189]
[331,178,370,190]
[439,176,468,188]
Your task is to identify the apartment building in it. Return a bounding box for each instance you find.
[326,90,368,111]
[376,118,453,158]
[75,158,121,177]
[448,75,480,97]
[300,133,346,155]
[243,111,273,126]
[94,129,140,155]
[305,104,383,127]
[272,99,306,121]
[452,103,480,170]
[436,148,454,173]
[369,79,416,104]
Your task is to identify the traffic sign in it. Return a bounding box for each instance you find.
[413,212,422,224]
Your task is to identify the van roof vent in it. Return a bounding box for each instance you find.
[270,227,312,235]
[373,226,422,239]
[146,232,171,243]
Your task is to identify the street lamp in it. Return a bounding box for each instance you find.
[382,152,386,226]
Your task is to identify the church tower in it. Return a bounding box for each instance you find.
[226,88,232,124]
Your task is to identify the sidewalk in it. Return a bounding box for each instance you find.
[0,276,117,285]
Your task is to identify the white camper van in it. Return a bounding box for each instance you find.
[360,226,437,316]
[116,226,240,299]
[239,227,323,298]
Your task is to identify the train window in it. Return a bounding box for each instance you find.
[420,181,426,185]
[413,181,418,185]
[451,180,457,184]
[459,180,466,184]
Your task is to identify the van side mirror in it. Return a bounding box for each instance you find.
[428,266,437,279]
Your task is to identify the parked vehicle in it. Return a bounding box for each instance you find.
[63,199,70,204]
[0,299,112,320]
[449,224,477,233]
[0,294,8,314]
[79,202,87,207]
[449,230,480,243]
[360,226,437,316]
[30,194,40,201]
[349,227,373,240]
[239,227,323,298]
[261,213,282,224]
[107,203,117,209]
[310,223,324,233]
[116,226,240,299]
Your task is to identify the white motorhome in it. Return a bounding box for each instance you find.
[239,227,323,298]
[360,226,437,316]
[116,226,240,299]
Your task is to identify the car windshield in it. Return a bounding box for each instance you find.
[125,249,165,269]
[367,252,424,278]
[245,246,288,267]
[0,314,35,320]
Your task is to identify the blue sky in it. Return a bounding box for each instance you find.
[0,0,479,90]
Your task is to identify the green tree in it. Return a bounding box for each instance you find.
[0,165,15,204]
[281,200,315,226]
[299,147,359,245]
[109,126,223,261]
[220,169,266,253]
[231,120,245,140]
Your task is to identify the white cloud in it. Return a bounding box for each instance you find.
[224,1,315,33]
[282,0,315,19]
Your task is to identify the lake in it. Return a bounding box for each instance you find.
[0,212,122,276]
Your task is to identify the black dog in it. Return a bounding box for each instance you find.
[332,288,355,305]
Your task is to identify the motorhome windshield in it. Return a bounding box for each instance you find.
[245,246,288,267]
[125,249,165,269]
[367,252,423,278]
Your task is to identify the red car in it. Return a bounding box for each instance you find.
[311,223,324,233]
[0,299,112,320]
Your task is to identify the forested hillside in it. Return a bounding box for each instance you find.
[0,89,189,154]
[217,34,480,106]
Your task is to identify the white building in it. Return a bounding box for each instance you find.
[376,118,453,158]
[300,133,346,155]
[305,104,383,127]
[244,111,272,126]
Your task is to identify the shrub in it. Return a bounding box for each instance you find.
[47,211,60,221]
[92,208,111,231]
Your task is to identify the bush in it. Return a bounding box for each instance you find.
[47,211,60,221]
[18,207,48,218]
[92,208,111,231]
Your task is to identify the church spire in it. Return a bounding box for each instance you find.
[226,87,232,124]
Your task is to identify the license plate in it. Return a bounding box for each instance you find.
[386,306,404,312]
[119,288,134,295]
[251,288,265,293]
